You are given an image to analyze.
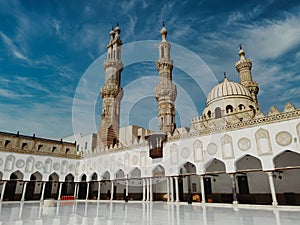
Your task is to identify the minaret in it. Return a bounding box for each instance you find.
[97,24,123,148]
[235,45,259,109]
[155,23,177,135]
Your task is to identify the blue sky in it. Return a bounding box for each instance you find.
[0,0,300,139]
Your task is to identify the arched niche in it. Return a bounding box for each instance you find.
[25,156,35,173]
[222,135,234,159]
[61,160,68,175]
[236,154,262,171]
[5,155,15,172]
[255,128,272,155]
[170,144,178,164]
[193,140,203,162]
[152,165,165,177]
[205,158,226,173]
[124,153,130,170]
[179,162,196,175]
[130,167,141,179]
[274,150,300,168]
[115,169,125,179]
[44,158,52,173]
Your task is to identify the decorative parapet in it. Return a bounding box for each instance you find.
[0,132,81,159]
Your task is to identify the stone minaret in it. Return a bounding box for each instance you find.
[155,23,177,135]
[235,45,259,109]
[97,25,123,148]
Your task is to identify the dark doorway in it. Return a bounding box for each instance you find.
[61,174,75,196]
[3,173,22,201]
[113,186,117,200]
[204,177,212,195]
[78,175,87,199]
[237,175,249,195]
[178,178,184,201]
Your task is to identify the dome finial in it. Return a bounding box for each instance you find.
[238,43,245,60]
[160,22,168,41]
[223,72,227,79]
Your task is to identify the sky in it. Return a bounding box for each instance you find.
[0,0,300,139]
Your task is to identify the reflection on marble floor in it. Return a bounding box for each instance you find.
[0,201,300,225]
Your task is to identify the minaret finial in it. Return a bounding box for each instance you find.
[223,72,226,79]
[239,43,243,50]
[163,21,165,27]
[116,22,119,27]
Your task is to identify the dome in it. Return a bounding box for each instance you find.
[206,77,252,105]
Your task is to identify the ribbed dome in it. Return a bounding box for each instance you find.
[206,78,252,105]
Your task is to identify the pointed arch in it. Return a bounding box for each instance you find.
[30,171,42,181]
[102,171,110,180]
[235,154,262,171]
[129,167,141,178]
[152,165,165,177]
[65,173,74,182]
[179,161,196,175]
[205,158,226,173]
[273,150,300,168]
[49,172,59,181]
[115,169,125,179]
[81,174,87,181]
[10,170,24,180]
[91,172,98,181]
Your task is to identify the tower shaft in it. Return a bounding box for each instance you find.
[97,26,123,148]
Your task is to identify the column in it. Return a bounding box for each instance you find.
[170,177,174,202]
[166,177,170,202]
[40,182,46,201]
[58,182,62,200]
[76,183,79,199]
[146,179,150,201]
[175,177,179,202]
[1,181,7,201]
[97,181,101,200]
[142,179,146,201]
[200,175,206,203]
[230,174,238,204]
[149,178,153,201]
[21,181,28,201]
[110,181,114,200]
[86,182,90,200]
[267,172,278,206]
[74,183,78,199]
[125,180,129,198]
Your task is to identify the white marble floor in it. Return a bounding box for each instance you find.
[0,201,299,225]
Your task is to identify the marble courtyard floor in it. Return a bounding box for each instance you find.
[0,201,299,225]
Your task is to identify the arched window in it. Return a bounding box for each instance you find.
[161,46,164,58]
[226,105,233,113]
[215,107,221,118]
[249,105,256,114]
[207,110,211,118]
[238,104,245,110]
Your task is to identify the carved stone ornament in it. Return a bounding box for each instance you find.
[132,155,138,165]
[53,162,60,171]
[16,159,25,168]
[238,138,251,151]
[35,161,43,169]
[69,164,75,172]
[207,143,218,155]
[181,147,191,159]
[276,131,292,146]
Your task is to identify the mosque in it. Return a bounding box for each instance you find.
[0,24,300,206]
